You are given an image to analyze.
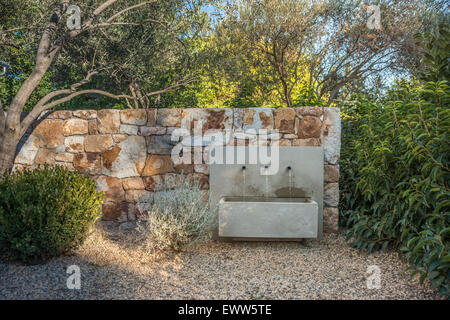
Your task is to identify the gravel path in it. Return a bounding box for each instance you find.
[0,222,440,300]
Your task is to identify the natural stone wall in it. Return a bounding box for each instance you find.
[13,107,341,233]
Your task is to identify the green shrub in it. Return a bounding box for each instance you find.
[0,165,104,263]
[340,25,450,297]
[340,79,449,297]
[138,179,216,252]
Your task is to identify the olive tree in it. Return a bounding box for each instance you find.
[0,0,208,173]
[214,0,444,107]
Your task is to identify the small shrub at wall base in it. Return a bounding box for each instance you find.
[0,165,104,263]
[138,179,216,253]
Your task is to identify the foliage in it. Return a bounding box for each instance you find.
[0,166,104,263]
[339,79,449,296]
[414,23,450,82]
[209,0,441,107]
[294,85,329,107]
[138,179,216,252]
[0,55,54,112]
[0,0,54,111]
[0,0,212,110]
[1,1,447,110]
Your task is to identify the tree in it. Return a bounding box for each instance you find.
[0,0,209,173]
[47,0,211,109]
[212,0,446,107]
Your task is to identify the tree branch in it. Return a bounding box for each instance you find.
[0,42,20,49]
[70,70,99,91]
[89,19,162,29]
[37,1,70,60]
[0,99,5,138]
[20,71,99,135]
[6,1,70,130]
[106,1,158,23]
[48,1,159,54]
[0,27,35,35]
[42,90,134,110]
[47,0,120,54]
[20,74,195,137]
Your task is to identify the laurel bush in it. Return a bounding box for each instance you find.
[340,25,449,297]
[340,80,449,296]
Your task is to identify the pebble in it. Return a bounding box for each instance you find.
[0,223,441,300]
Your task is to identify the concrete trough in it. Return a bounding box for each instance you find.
[218,197,318,239]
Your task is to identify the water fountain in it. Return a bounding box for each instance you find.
[209,146,324,240]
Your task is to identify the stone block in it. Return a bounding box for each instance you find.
[63,118,88,135]
[14,135,39,165]
[205,109,233,131]
[322,107,341,165]
[146,135,173,155]
[73,152,102,174]
[95,175,125,202]
[34,148,55,165]
[73,110,97,119]
[243,108,273,130]
[97,109,120,133]
[274,108,296,133]
[102,202,128,221]
[33,119,64,148]
[324,164,339,182]
[233,108,245,129]
[122,177,145,190]
[296,107,323,117]
[55,153,74,162]
[142,175,166,191]
[297,115,322,138]
[142,155,174,176]
[138,126,166,136]
[174,164,194,174]
[88,119,98,134]
[101,136,146,178]
[324,183,339,207]
[84,135,114,153]
[120,124,138,135]
[65,136,85,153]
[46,110,73,119]
[156,108,181,127]
[120,109,147,125]
[147,109,157,126]
[323,207,339,233]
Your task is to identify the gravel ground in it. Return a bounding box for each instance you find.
[0,222,440,300]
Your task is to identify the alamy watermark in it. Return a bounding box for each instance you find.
[170,120,281,175]
[366,265,381,289]
[66,5,81,30]
[66,265,81,290]
[0,60,10,76]
[365,5,382,31]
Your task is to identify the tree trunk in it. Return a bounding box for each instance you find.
[282,81,292,108]
[0,68,50,174]
[0,129,18,174]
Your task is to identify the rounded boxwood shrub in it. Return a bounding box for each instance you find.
[0,165,104,263]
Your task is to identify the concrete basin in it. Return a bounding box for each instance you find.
[218,197,318,239]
